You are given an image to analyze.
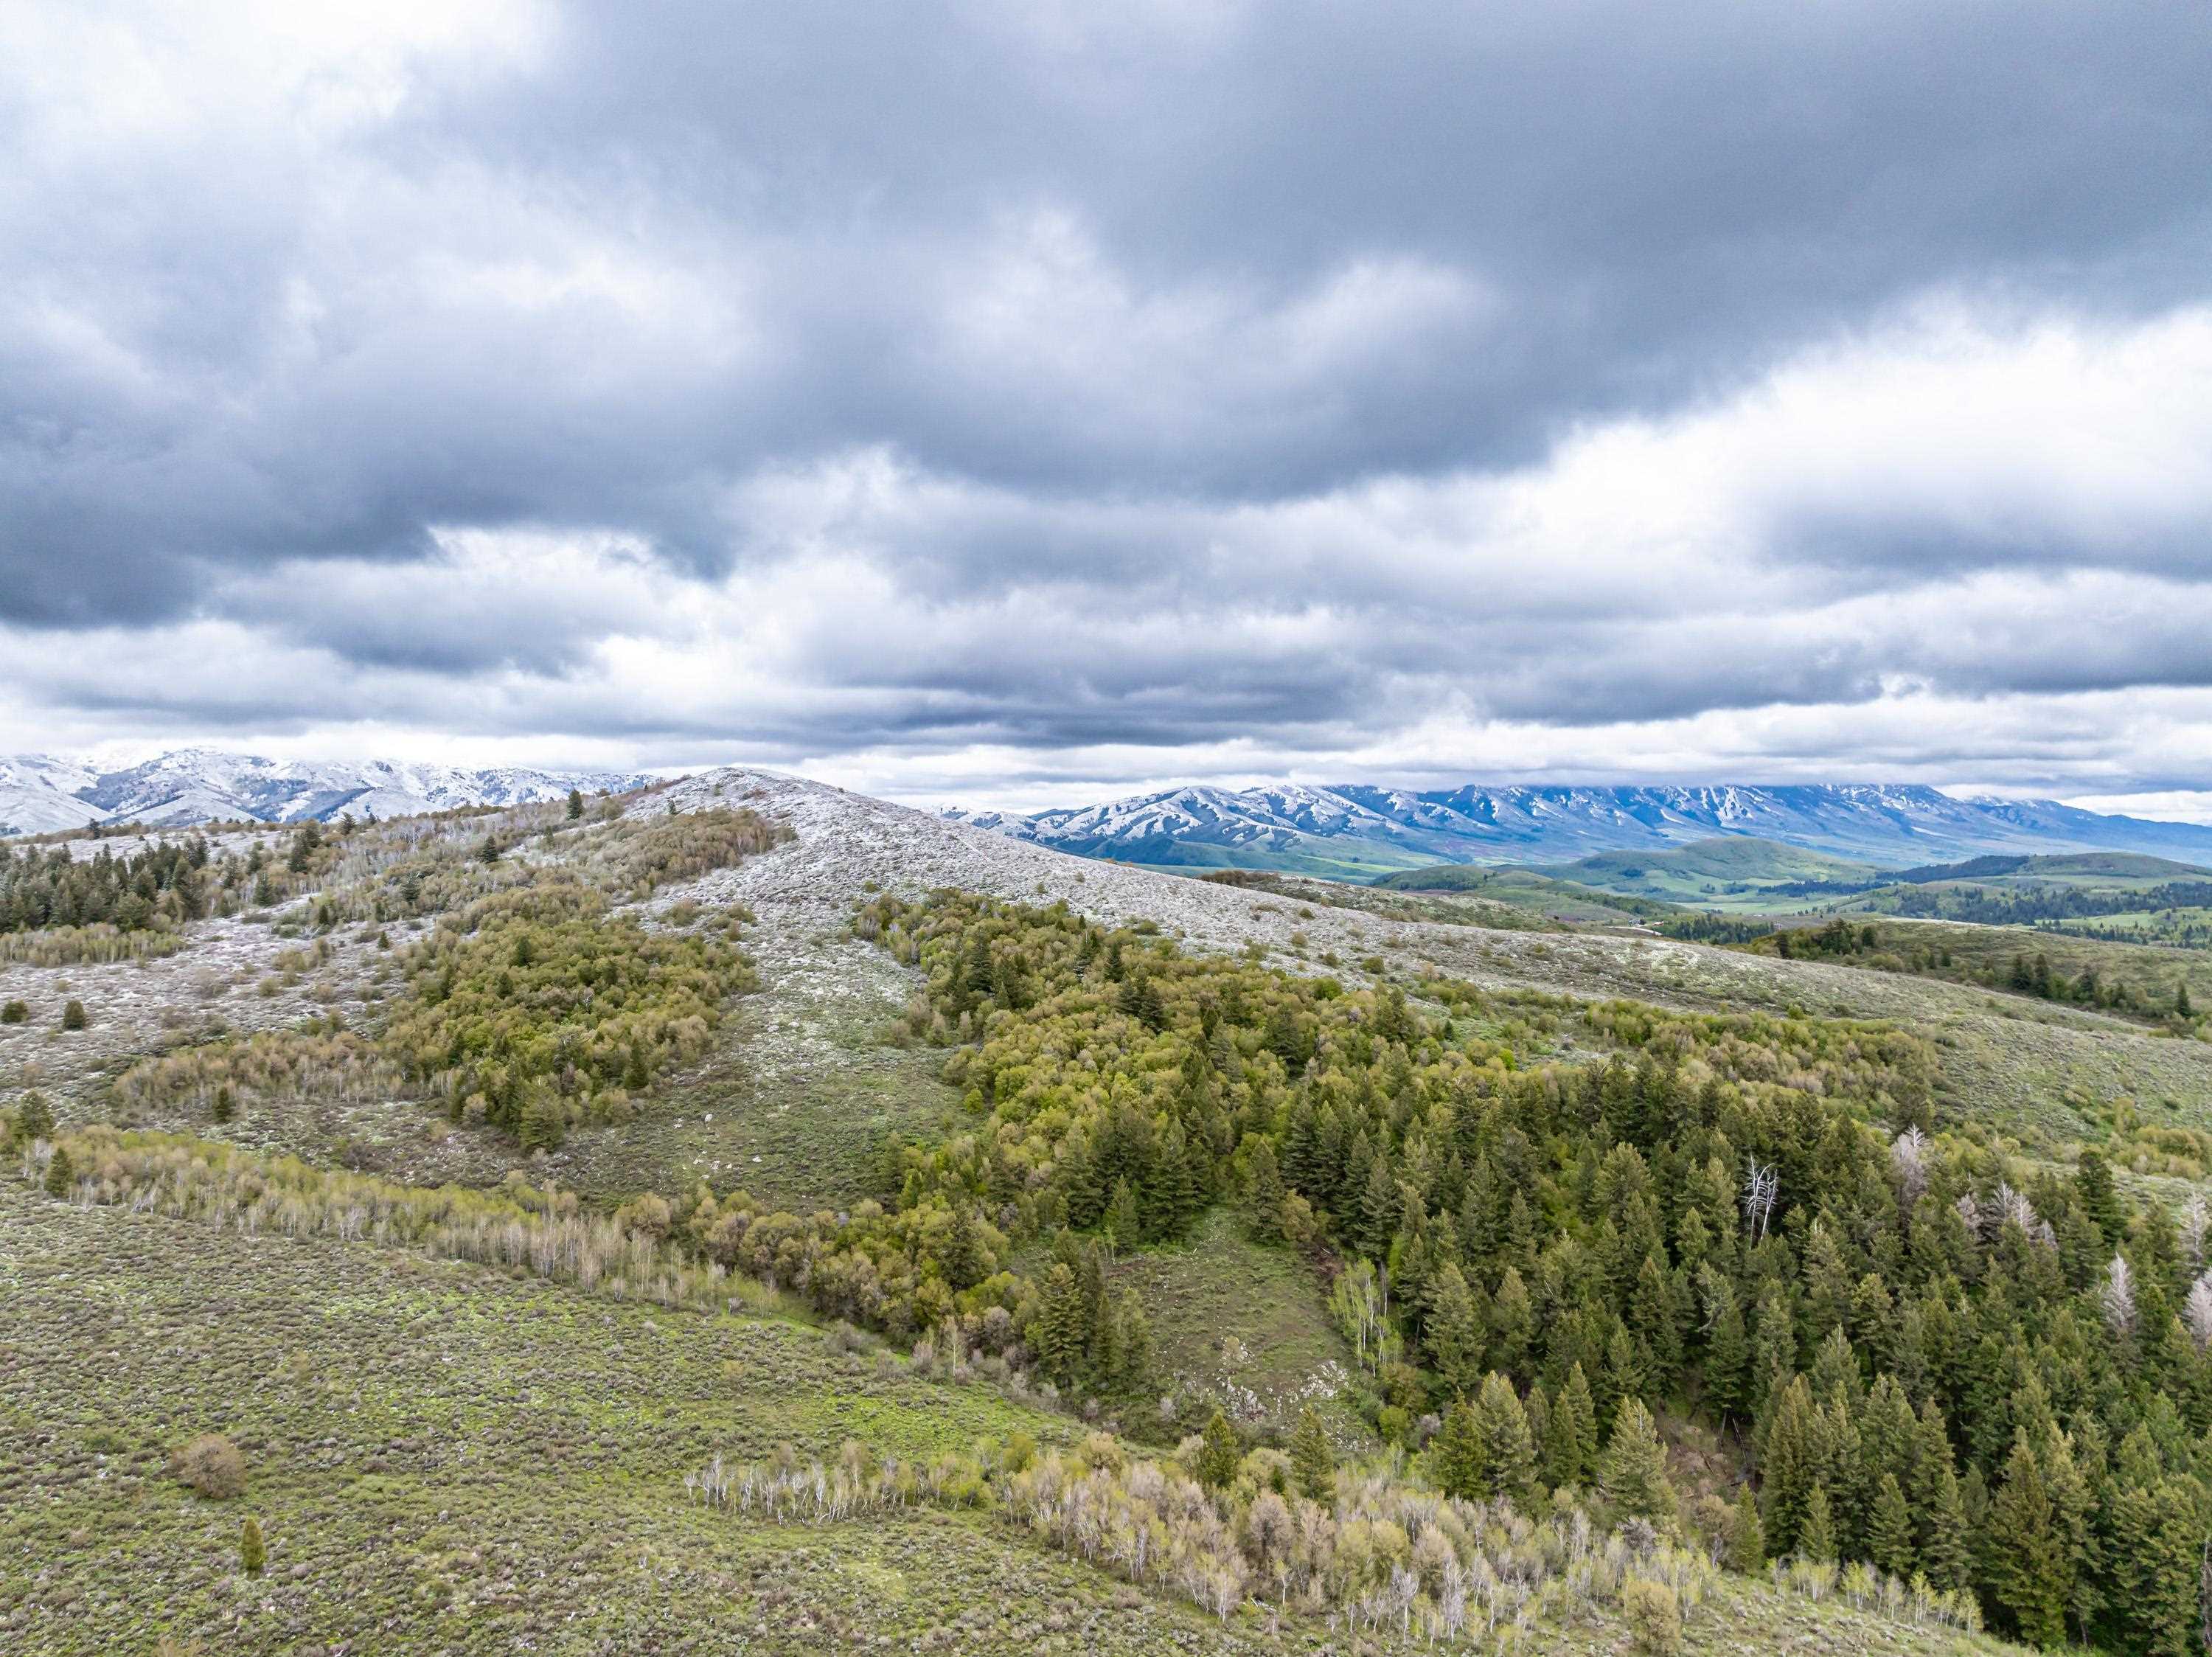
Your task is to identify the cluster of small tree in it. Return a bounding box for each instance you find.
[382,883,759,1147]
[1740,918,2192,1024]
[114,1028,403,1121]
[694,1428,1718,1640]
[1891,879,2212,927]
[852,892,2212,1652]
[1656,914,1778,945]
[0,838,214,934]
[0,923,189,965]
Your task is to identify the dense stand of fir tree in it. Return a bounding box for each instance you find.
[855,890,2212,1653]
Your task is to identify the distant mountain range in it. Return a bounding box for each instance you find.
[0,750,652,838]
[946,782,2212,878]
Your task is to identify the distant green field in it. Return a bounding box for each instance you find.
[1512,837,1879,911]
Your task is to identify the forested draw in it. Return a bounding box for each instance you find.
[853,889,2212,1656]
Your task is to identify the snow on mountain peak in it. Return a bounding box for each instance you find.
[0,749,654,837]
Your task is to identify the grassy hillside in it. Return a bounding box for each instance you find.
[1366,864,1681,923]
[0,774,2198,1653]
[1520,838,1881,910]
[0,1178,2028,1657]
[1731,913,2211,1026]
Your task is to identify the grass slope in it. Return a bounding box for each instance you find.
[0,1187,2031,1657]
[1107,1208,1364,1438]
[1522,838,1881,910]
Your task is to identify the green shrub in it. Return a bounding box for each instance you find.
[1621,1578,1683,1656]
[240,1517,266,1575]
[1,998,26,1022]
[60,998,86,1030]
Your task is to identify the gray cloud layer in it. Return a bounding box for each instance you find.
[7,1,2212,807]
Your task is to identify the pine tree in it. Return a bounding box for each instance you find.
[1196,1408,1242,1490]
[1473,1371,1537,1506]
[1357,1152,1399,1254]
[622,1043,650,1091]
[1242,1136,1286,1242]
[2177,979,2194,1019]
[1700,1271,1749,1422]
[1104,1177,1141,1248]
[43,1145,74,1198]
[1425,1263,1485,1399]
[1797,1483,1837,1565]
[1432,1395,1484,1501]
[1630,1254,1684,1387]
[1868,1471,1914,1578]
[566,787,584,821]
[240,1517,265,1576]
[14,1089,54,1147]
[942,1205,984,1291]
[2076,1150,2124,1247]
[212,1083,235,1124]
[1488,1265,1534,1377]
[1988,1435,2068,1648]
[1918,1458,1972,1593]
[1599,1397,1676,1526]
[1727,1483,1765,1574]
[1290,1404,1336,1504]
[1546,1361,1599,1490]
[2122,1478,2205,1657]
[518,1091,566,1153]
[1758,1373,1822,1555]
[1032,1263,1086,1387]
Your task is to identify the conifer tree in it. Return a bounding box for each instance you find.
[1918,1458,1972,1593]
[1599,1397,1676,1526]
[212,1083,235,1124]
[1032,1262,1087,1386]
[1797,1483,1837,1565]
[1727,1483,1765,1574]
[1196,1408,1242,1490]
[2076,1150,2124,1247]
[1242,1137,1286,1242]
[1425,1262,1485,1399]
[1757,1373,1822,1555]
[1474,1371,1537,1506]
[566,787,584,821]
[1988,1435,2068,1648]
[1290,1404,1336,1504]
[43,1144,74,1198]
[1432,1395,1484,1501]
[1488,1265,1534,1376]
[1546,1361,1599,1490]
[240,1517,265,1576]
[1630,1254,1684,1387]
[1868,1471,1914,1579]
[1104,1178,1141,1248]
[1699,1269,1749,1422]
[14,1089,54,1147]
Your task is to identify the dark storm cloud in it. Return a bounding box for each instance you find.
[7,0,2212,795]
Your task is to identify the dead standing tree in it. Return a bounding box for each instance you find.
[1741,1158,1779,1242]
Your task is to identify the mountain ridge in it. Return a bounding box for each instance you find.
[0,748,652,837]
[945,781,2212,875]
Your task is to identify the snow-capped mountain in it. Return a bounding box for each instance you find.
[947,782,2212,875]
[0,748,653,837]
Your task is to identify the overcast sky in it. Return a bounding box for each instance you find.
[8,1,2212,813]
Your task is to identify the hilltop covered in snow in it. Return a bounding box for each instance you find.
[0,749,651,837]
[945,782,2212,874]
